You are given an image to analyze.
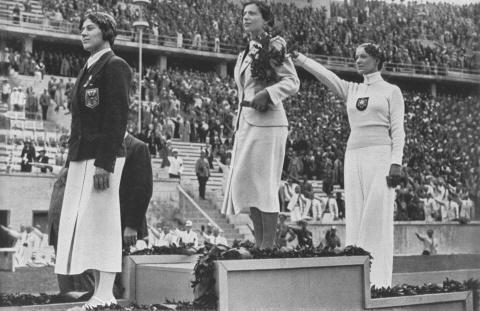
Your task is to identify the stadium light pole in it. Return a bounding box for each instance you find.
[133,0,150,134]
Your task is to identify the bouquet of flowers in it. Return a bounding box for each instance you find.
[248,32,286,83]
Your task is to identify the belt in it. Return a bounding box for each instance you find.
[240,101,253,108]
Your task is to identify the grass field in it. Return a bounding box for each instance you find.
[0,266,58,294]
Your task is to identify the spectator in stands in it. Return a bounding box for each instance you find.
[55,145,67,167]
[288,150,303,180]
[321,192,338,223]
[0,49,10,76]
[288,185,308,222]
[35,149,49,173]
[178,220,198,248]
[20,140,36,172]
[201,223,214,245]
[279,177,298,213]
[415,229,437,255]
[210,227,227,246]
[336,192,345,220]
[319,226,341,251]
[459,193,475,221]
[1,79,11,106]
[26,89,38,118]
[291,220,313,248]
[39,89,51,121]
[195,149,210,200]
[442,194,459,222]
[167,148,183,179]
[275,214,295,248]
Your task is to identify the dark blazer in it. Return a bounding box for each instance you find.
[120,134,153,240]
[66,51,132,173]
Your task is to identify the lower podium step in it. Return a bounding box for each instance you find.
[121,255,474,311]
[136,263,195,304]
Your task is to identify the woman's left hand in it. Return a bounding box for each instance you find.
[251,90,271,112]
[387,164,402,188]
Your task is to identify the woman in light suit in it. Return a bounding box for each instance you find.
[221,1,300,249]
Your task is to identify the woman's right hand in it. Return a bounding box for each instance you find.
[288,50,302,66]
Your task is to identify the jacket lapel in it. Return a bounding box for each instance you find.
[69,65,86,112]
[82,51,115,89]
[239,51,252,76]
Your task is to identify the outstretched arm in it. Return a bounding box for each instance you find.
[292,52,350,101]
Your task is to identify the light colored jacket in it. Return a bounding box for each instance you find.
[233,37,300,128]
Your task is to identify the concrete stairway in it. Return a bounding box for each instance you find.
[170,139,224,193]
[181,195,245,244]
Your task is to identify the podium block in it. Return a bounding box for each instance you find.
[121,254,198,303]
[214,256,369,311]
[214,256,474,311]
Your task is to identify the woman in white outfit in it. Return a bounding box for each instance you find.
[221,1,300,249]
[292,44,405,287]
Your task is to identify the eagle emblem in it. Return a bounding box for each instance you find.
[85,88,99,109]
[356,97,369,111]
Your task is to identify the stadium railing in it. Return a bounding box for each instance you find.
[1,12,479,79]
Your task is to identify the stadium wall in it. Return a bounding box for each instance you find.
[308,222,480,256]
[0,173,178,232]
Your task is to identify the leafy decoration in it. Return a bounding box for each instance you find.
[191,241,372,309]
[248,32,286,84]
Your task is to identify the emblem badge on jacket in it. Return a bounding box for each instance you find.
[85,88,99,109]
[356,97,369,111]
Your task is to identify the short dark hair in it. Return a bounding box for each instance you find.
[358,43,385,70]
[79,12,117,47]
[242,1,274,28]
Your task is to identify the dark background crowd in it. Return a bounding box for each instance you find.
[7,0,476,69]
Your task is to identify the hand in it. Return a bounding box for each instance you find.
[288,50,301,65]
[251,89,271,112]
[387,164,402,188]
[94,166,110,191]
[58,167,68,184]
[123,226,138,246]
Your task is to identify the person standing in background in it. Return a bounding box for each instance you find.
[195,150,210,200]
[168,149,183,179]
[39,89,51,121]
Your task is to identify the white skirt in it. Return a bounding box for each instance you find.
[222,113,287,215]
[55,158,125,275]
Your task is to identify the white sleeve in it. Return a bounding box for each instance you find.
[389,86,406,165]
[296,53,351,100]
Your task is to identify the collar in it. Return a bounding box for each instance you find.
[363,71,383,85]
[87,47,112,69]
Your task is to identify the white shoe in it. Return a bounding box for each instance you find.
[66,295,117,311]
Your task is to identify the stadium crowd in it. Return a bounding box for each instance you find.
[6,0,477,69]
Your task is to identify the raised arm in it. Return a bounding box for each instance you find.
[293,53,350,100]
